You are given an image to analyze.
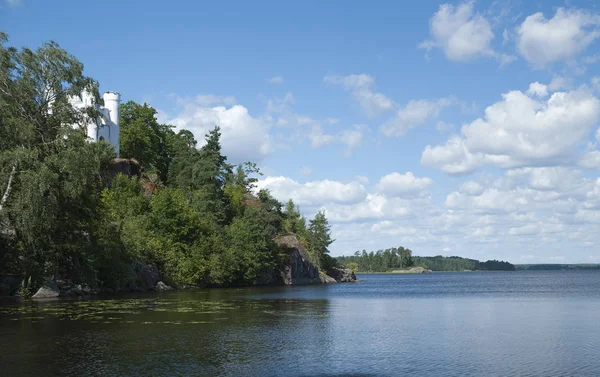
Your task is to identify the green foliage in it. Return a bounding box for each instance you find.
[306,211,334,270]
[0,34,334,292]
[119,101,174,183]
[336,250,515,272]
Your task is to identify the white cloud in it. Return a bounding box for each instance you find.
[5,0,21,7]
[268,76,284,85]
[256,176,368,207]
[459,181,484,196]
[190,95,236,106]
[579,150,600,169]
[355,176,370,184]
[422,85,600,174]
[526,82,548,97]
[548,75,572,91]
[422,136,482,175]
[435,121,455,133]
[380,97,454,137]
[308,125,335,148]
[419,1,495,62]
[323,74,394,116]
[299,167,312,176]
[340,125,364,155]
[516,8,600,67]
[162,97,272,164]
[375,172,433,197]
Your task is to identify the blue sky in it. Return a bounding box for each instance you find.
[3,0,600,263]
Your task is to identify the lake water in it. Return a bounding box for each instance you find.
[1,271,600,376]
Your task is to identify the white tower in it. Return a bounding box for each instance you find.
[101,92,121,157]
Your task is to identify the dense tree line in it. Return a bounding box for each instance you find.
[335,247,414,273]
[412,256,515,271]
[516,264,600,270]
[0,34,334,292]
[336,250,515,272]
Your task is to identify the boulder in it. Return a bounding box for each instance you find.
[328,267,357,282]
[319,272,337,284]
[32,280,60,299]
[155,281,173,292]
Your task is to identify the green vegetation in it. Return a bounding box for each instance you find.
[516,264,600,270]
[0,34,334,293]
[336,249,515,272]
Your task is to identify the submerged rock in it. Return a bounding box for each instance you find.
[155,281,173,292]
[328,267,357,282]
[32,280,60,299]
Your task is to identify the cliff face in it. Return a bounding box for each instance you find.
[274,235,324,285]
[273,234,356,285]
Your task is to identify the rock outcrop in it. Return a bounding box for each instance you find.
[155,281,173,292]
[274,235,324,285]
[391,266,432,274]
[131,259,161,290]
[273,234,346,285]
[32,280,60,299]
[328,267,357,282]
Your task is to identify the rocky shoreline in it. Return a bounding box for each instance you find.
[1,234,357,300]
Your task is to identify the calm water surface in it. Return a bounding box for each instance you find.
[1,271,600,376]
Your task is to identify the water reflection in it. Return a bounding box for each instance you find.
[1,272,600,376]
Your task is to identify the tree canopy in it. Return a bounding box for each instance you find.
[0,34,337,292]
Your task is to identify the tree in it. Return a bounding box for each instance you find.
[119,101,174,183]
[0,33,113,285]
[307,211,334,270]
[400,247,413,268]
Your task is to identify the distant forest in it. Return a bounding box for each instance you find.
[336,248,515,272]
[516,264,600,270]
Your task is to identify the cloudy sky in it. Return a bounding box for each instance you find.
[3,0,600,263]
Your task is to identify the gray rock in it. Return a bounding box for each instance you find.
[155,281,173,292]
[274,234,322,285]
[32,280,60,299]
[132,259,161,289]
[319,272,337,284]
[328,267,357,282]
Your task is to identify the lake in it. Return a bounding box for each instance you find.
[1,271,600,376]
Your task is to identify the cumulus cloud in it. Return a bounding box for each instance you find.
[323,74,394,116]
[375,172,433,197]
[380,97,454,137]
[516,8,600,67]
[422,84,600,174]
[526,82,548,97]
[162,96,272,164]
[256,176,368,207]
[308,125,335,148]
[459,181,484,196]
[419,1,495,62]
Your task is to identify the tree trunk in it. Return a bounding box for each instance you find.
[0,162,17,213]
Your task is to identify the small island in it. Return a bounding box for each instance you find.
[336,249,515,273]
